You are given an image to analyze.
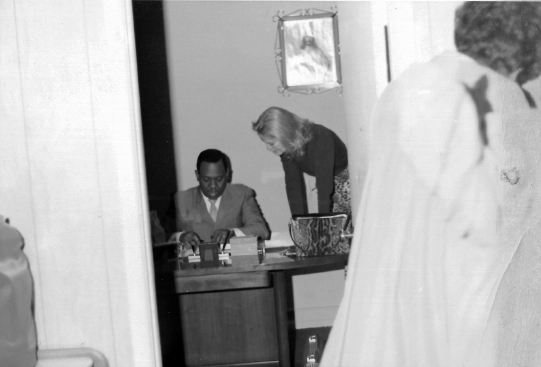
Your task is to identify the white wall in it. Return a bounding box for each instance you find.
[339,1,387,222]
[0,0,160,365]
[386,1,460,79]
[163,1,348,235]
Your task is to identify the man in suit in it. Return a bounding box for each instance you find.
[175,149,269,249]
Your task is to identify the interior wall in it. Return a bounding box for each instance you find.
[163,1,347,235]
[386,1,460,80]
[338,2,387,223]
[0,0,160,365]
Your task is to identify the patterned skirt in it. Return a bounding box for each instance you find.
[332,167,351,214]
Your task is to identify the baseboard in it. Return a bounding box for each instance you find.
[294,305,339,329]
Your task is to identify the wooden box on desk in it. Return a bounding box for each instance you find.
[229,236,258,256]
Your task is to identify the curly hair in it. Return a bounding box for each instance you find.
[196,149,228,173]
[252,107,313,158]
[455,2,541,83]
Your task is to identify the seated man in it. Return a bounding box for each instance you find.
[175,149,269,249]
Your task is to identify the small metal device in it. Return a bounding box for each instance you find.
[199,242,220,268]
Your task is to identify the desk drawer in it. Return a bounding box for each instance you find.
[179,287,279,366]
[175,271,271,293]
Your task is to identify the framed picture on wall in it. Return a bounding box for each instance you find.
[275,9,342,95]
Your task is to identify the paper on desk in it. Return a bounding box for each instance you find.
[264,231,294,248]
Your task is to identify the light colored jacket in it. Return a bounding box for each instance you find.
[175,183,269,242]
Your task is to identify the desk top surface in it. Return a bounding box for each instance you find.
[155,247,349,277]
[179,252,348,277]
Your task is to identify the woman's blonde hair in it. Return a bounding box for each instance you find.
[252,107,313,158]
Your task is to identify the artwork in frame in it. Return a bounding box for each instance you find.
[275,8,342,95]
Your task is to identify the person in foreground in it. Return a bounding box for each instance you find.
[175,149,269,249]
[320,2,541,367]
[253,106,350,215]
[0,216,37,367]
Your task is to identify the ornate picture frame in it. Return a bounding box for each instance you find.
[274,8,342,95]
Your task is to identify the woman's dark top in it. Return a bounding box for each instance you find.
[280,124,348,215]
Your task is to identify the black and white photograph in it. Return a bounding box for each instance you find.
[280,14,340,89]
[1,2,541,367]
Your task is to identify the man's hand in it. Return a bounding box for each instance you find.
[211,229,232,247]
[180,231,202,253]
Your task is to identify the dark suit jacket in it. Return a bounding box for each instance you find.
[175,184,269,242]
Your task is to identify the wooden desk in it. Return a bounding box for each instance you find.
[158,249,348,367]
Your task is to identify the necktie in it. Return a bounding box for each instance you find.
[209,199,218,222]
